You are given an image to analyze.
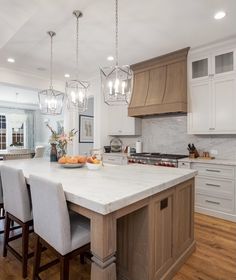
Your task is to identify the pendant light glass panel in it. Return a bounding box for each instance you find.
[38,31,64,115]
[66,80,88,112]
[66,10,89,112]
[101,65,133,105]
[38,88,64,115]
[100,0,133,105]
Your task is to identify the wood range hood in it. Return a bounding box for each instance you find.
[128,47,190,117]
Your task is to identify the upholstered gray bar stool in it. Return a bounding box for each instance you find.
[0,178,4,233]
[29,175,90,280]
[1,165,33,278]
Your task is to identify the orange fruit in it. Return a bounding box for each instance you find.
[58,156,66,164]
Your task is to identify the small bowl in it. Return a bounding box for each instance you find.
[86,162,102,170]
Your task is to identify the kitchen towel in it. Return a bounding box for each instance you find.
[136,141,142,153]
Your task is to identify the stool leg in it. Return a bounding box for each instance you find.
[32,235,42,280]
[22,223,29,278]
[60,256,69,280]
[3,213,10,257]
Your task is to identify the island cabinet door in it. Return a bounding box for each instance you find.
[174,179,195,258]
[150,188,175,280]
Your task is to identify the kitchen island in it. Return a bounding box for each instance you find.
[0,159,197,280]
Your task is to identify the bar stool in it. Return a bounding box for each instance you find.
[1,165,33,278]
[0,178,4,233]
[29,175,90,280]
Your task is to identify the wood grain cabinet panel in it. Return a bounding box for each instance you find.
[151,189,175,280]
[174,180,194,258]
[164,61,187,104]
[116,179,195,280]
[146,66,166,106]
[129,71,149,107]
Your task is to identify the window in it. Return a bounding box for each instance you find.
[0,115,6,150]
[12,124,24,147]
[0,113,26,151]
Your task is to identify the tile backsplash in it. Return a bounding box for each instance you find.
[119,115,236,160]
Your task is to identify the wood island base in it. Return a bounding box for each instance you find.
[69,178,195,280]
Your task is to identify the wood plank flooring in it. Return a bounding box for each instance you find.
[0,213,235,280]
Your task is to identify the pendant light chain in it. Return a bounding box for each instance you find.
[115,0,119,67]
[76,14,79,79]
[50,33,53,89]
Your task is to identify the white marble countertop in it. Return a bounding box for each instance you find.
[179,157,236,166]
[0,158,197,215]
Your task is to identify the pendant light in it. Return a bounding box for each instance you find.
[66,10,89,113]
[38,31,64,115]
[100,0,133,105]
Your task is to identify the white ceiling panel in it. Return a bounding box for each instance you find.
[0,0,235,82]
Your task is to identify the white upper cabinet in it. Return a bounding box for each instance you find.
[107,105,141,136]
[188,39,236,134]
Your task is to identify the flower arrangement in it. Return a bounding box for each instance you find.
[46,124,78,156]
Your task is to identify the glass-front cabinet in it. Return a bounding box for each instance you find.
[192,58,209,80]
[188,39,236,134]
[214,50,235,76]
[191,48,235,82]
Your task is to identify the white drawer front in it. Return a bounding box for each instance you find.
[196,176,234,198]
[196,193,234,213]
[103,155,127,165]
[178,162,191,169]
[192,163,235,179]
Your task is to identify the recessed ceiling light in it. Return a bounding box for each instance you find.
[64,73,70,78]
[214,11,226,20]
[107,56,114,61]
[7,57,15,63]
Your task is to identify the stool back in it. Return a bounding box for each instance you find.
[0,177,3,205]
[1,166,31,222]
[34,146,45,158]
[29,175,71,255]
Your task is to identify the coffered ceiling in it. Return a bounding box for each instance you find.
[0,0,235,82]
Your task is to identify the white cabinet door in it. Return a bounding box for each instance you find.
[188,81,211,133]
[213,75,236,132]
[108,105,141,136]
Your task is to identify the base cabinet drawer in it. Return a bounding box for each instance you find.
[196,193,234,213]
[192,163,235,179]
[178,162,191,169]
[195,176,234,198]
[103,155,128,165]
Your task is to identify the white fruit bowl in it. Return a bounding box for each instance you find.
[86,162,102,170]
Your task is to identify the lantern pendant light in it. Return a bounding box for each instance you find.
[100,0,133,105]
[38,31,64,115]
[66,10,89,113]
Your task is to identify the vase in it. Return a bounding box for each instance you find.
[50,143,58,162]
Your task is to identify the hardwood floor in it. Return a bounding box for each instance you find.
[0,213,235,280]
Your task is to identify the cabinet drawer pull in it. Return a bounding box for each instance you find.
[160,198,168,210]
[206,169,220,173]
[209,128,215,130]
[206,183,221,187]
[205,200,220,205]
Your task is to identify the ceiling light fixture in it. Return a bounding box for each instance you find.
[100,0,133,105]
[214,11,226,20]
[107,56,114,61]
[7,58,15,63]
[65,10,89,113]
[64,73,70,78]
[38,31,64,115]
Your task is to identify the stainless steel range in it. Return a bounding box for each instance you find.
[128,153,187,168]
